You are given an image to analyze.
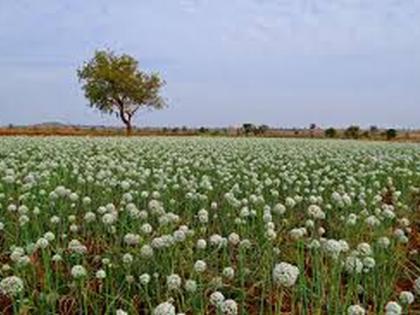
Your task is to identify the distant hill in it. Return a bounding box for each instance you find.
[32,121,68,128]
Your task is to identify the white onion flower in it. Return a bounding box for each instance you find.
[153,301,175,315]
[185,279,197,293]
[194,260,207,273]
[0,276,24,296]
[399,291,414,305]
[385,301,402,315]
[96,269,106,279]
[71,265,87,279]
[210,291,225,306]
[167,274,182,291]
[347,304,365,315]
[139,273,151,285]
[272,262,299,287]
[221,299,238,315]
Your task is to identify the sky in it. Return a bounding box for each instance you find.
[0,0,419,128]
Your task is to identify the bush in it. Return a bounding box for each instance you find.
[344,126,360,139]
[385,129,397,140]
[325,128,337,138]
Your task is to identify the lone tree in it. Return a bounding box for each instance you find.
[325,127,337,138]
[344,125,360,139]
[77,50,165,135]
[309,123,317,138]
[385,128,397,140]
[242,123,256,136]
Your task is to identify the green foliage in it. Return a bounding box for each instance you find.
[385,128,398,140]
[325,127,337,138]
[370,125,379,135]
[256,124,270,135]
[77,50,165,134]
[344,125,361,139]
[242,123,256,135]
[198,127,209,134]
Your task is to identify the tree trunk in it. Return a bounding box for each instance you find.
[125,120,132,136]
[118,105,133,136]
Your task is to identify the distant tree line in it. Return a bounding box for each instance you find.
[3,123,405,140]
[324,125,398,140]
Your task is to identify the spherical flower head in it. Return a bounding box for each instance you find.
[139,273,151,285]
[210,291,225,307]
[272,203,286,215]
[120,181,130,190]
[16,255,30,267]
[362,257,376,271]
[173,230,186,242]
[19,215,30,226]
[50,215,60,224]
[18,205,29,215]
[307,205,325,220]
[122,253,134,265]
[365,215,380,227]
[102,213,116,225]
[141,223,153,234]
[166,274,182,291]
[240,239,251,249]
[223,267,235,280]
[347,304,365,315]
[71,265,87,279]
[338,240,350,253]
[385,301,402,315]
[124,233,141,246]
[70,224,79,233]
[185,279,197,293]
[95,269,106,280]
[153,301,175,315]
[263,212,272,223]
[323,239,343,258]
[308,239,321,250]
[140,245,154,258]
[378,237,390,249]
[44,232,55,242]
[84,211,96,223]
[0,276,24,296]
[36,237,49,250]
[197,209,209,224]
[305,219,315,229]
[82,196,91,205]
[345,256,363,274]
[399,291,414,305]
[265,228,277,241]
[272,262,299,287]
[116,309,128,315]
[221,299,238,315]
[357,243,372,256]
[194,260,207,273]
[68,239,87,255]
[285,197,296,208]
[228,233,240,246]
[209,234,223,247]
[289,228,306,241]
[196,239,207,250]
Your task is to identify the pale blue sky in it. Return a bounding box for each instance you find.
[1,0,419,128]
